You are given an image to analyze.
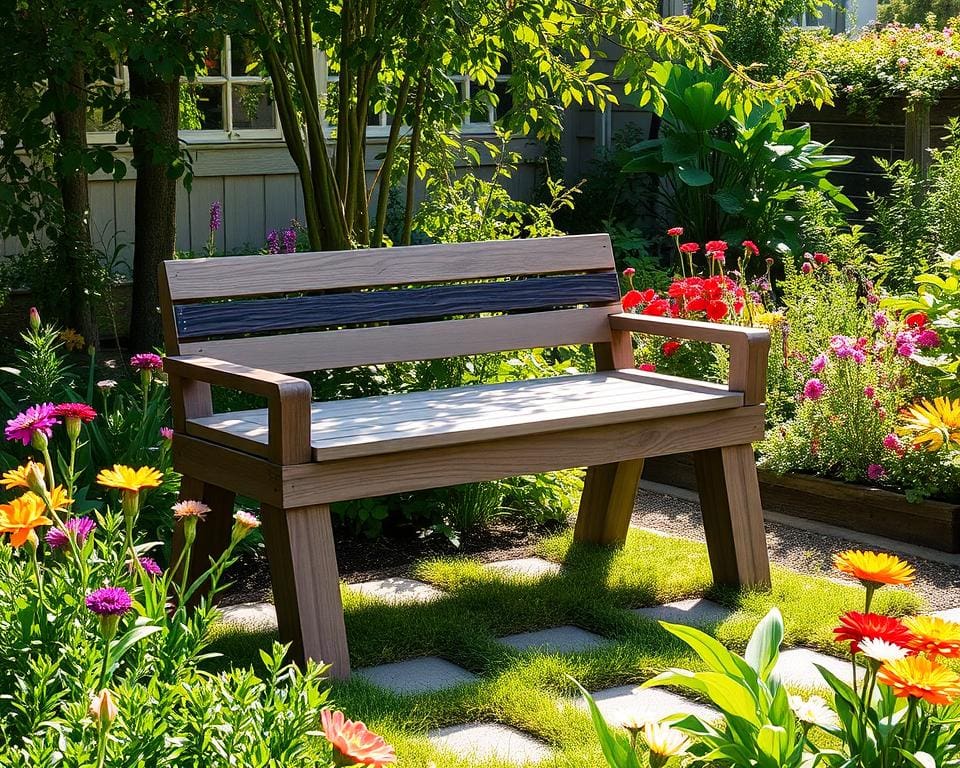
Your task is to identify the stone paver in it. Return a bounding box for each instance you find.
[774,648,852,689]
[350,577,443,604]
[219,601,277,628]
[500,625,609,654]
[934,607,960,622]
[577,684,716,726]
[633,598,732,627]
[484,557,561,578]
[430,722,551,764]
[356,656,477,695]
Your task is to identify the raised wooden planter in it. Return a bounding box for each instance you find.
[643,453,960,553]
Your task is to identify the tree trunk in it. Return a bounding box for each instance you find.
[128,70,180,351]
[51,60,99,346]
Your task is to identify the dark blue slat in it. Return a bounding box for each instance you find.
[175,272,620,339]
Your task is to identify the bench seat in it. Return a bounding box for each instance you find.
[186,370,744,462]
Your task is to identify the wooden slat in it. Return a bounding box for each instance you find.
[279,406,766,506]
[163,234,615,302]
[178,307,616,373]
[175,272,621,340]
[185,373,744,461]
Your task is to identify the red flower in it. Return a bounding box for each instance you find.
[621,290,643,311]
[706,301,728,321]
[813,252,830,264]
[667,227,684,237]
[705,240,728,253]
[321,709,396,767]
[709,252,726,263]
[833,611,915,654]
[54,403,97,423]
[641,299,672,317]
[905,311,928,329]
[742,240,759,256]
[639,362,657,372]
[679,242,700,254]
[661,340,681,356]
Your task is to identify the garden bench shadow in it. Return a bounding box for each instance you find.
[159,233,771,679]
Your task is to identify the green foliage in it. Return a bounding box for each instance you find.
[794,21,960,110]
[622,63,853,255]
[879,0,960,26]
[710,0,815,76]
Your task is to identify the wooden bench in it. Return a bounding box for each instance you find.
[159,233,771,679]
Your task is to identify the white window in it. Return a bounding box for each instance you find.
[794,2,846,32]
[87,35,281,144]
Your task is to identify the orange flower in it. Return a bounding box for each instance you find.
[834,550,915,588]
[877,655,960,705]
[1,462,42,491]
[0,493,52,548]
[904,615,960,659]
[46,486,73,512]
[96,465,163,493]
[321,709,396,767]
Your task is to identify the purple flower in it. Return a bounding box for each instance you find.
[803,378,826,400]
[897,342,915,358]
[266,229,280,254]
[5,403,59,446]
[867,463,887,481]
[864,385,876,398]
[917,329,940,348]
[85,587,132,617]
[851,349,867,365]
[282,228,297,254]
[130,353,163,371]
[810,353,828,374]
[873,311,889,329]
[209,201,222,233]
[829,335,859,360]
[130,556,162,577]
[46,516,96,550]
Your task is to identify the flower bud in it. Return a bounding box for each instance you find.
[231,510,261,543]
[29,307,40,331]
[89,689,118,726]
[30,430,48,453]
[65,416,81,443]
[25,462,47,496]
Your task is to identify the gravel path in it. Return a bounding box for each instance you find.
[632,485,960,611]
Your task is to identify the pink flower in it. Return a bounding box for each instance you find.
[897,343,916,358]
[883,433,905,454]
[639,363,657,372]
[897,56,909,68]
[742,240,759,256]
[917,329,940,348]
[864,386,876,398]
[130,556,162,577]
[667,227,684,237]
[873,311,889,329]
[54,403,97,423]
[45,516,96,550]
[709,251,726,263]
[867,464,887,481]
[705,240,728,253]
[679,242,699,254]
[801,262,813,274]
[160,427,174,442]
[5,403,59,446]
[803,378,826,400]
[810,353,828,374]
[622,267,636,277]
[85,587,132,617]
[130,353,163,371]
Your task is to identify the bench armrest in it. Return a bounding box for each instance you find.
[608,313,770,405]
[164,355,313,464]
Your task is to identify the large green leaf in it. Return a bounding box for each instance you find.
[678,165,713,187]
[745,608,784,681]
[644,670,761,727]
[714,189,746,214]
[681,81,727,132]
[575,681,643,768]
[662,131,701,163]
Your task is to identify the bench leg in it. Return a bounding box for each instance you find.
[692,445,771,588]
[260,503,351,680]
[573,459,645,545]
[172,475,236,601]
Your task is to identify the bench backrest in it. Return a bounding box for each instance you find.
[159,234,620,373]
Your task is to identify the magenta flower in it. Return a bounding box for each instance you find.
[209,201,222,233]
[873,311,889,329]
[810,353,828,374]
[883,433,904,454]
[5,403,59,446]
[160,427,174,442]
[130,556,162,577]
[54,403,97,423]
[46,516,96,550]
[801,262,813,274]
[803,378,826,400]
[282,228,297,254]
[897,343,916,358]
[85,587,132,617]
[867,463,887,481]
[266,229,280,254]
[130,353,163,371]
[917,329,940,348]
[864,386,876,398]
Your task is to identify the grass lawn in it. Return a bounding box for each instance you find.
[209,528,923,767]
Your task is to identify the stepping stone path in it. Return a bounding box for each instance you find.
[356,656,478,695]
[774,648,853,689]
[484,557,561,578]
[219,601,277,628]
[934,607,960,622]
[633,598,733,627]
[578,684,717,726]
[500,625,610,654]
[350,577,442,604]
[429,722,552,764]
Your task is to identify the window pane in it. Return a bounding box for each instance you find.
[230,38,261,77]
[232,84,275,130]
[194,84,225,129]
[469,82,491,123]
[202,47,222,77]
[493,80,512,120]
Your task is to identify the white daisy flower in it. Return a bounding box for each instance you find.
[789,694,839,729]
[859,637,909,664]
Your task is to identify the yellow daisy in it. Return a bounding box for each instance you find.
[897,397,960,452]
[96,465,163,493]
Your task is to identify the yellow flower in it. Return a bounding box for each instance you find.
[0,493,52,548]
[172,499,210,520]
[904,615,960,659]
[1,461,43,491]
[877,655,960,705]
[897,397,960,452]
[833,550,915,588]
[642,722,689,762]
[59,328,86,352]
[96,465,163,493]
[46,486,73,512]
[753,311,786,328]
